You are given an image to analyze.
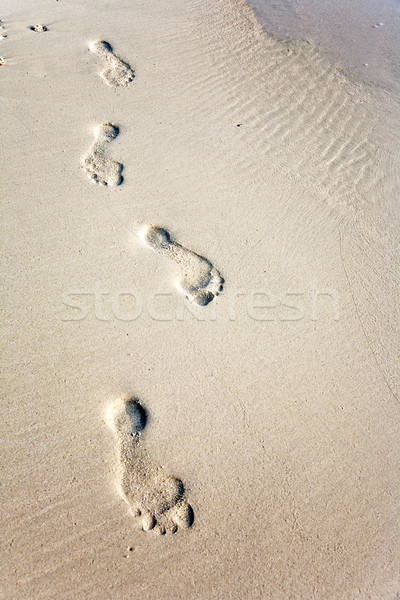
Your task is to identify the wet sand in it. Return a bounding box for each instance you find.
[247,0,400,92]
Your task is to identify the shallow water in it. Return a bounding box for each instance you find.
[246,0,400,93]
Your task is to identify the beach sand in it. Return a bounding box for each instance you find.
[247,0,400,93]
[1,0,399,598]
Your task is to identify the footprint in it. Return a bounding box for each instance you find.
[82,123,123,186]
[29,24,47,32]
[139,225,224,306]
[89,40,134,87]
[0,20,7,39]
[107,397,194,535]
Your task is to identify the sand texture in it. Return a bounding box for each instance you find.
[1,0,399,598]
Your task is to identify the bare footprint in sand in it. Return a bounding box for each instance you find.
[89,40,134,87]
[83,123,123,186]
[139,225,224,306]
[107,397,194,535]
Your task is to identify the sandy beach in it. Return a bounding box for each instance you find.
[1,0,399,598]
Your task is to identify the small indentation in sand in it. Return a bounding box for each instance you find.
[89,40,134,87]
[107,397,194,535]
[29,24,47,32]
[82,123,123,187]
[0,20,7,39]
[139,225,224,306]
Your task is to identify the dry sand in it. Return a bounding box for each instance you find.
[1,0,399,598]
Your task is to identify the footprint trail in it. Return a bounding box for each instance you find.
[107,397,194,535]
[83,123,123,186]
[140,225,224,306]
[89,40,134,87]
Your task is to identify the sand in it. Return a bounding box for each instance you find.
[1,0,399,598]
[247,0,400,93]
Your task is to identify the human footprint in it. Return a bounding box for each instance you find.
[107,397,194,535]
[89,40,134,87]
[139,225,224,306]
[82,123,123,186]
